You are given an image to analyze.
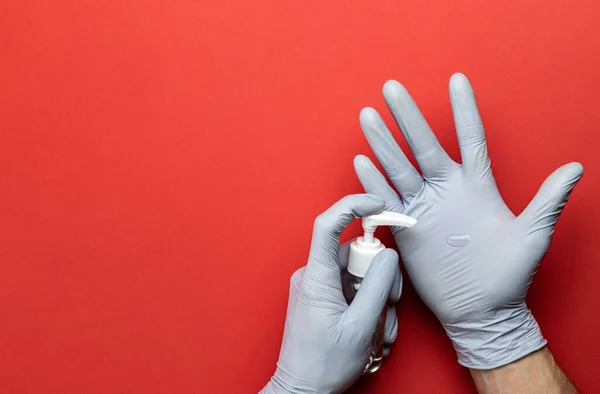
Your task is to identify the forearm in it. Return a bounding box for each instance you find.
[470,347,576,394]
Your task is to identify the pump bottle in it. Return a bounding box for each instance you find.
[342,211,417,374]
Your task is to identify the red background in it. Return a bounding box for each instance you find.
[1,1,599,393]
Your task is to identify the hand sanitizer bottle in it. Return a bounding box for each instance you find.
[342,211,417,374]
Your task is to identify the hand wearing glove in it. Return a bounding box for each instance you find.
[354,73,583,369]
[261,194,402,394]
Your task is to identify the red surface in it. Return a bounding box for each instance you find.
[0,1,599,393]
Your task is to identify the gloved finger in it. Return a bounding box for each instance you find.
[359,107,423,201]
[354,155,405,212]
[345,249,398,330]
[305,194,385,295]
[449,73,492,179]
[389,263,403,304]
[337,239,353,271]
[383,347,390,358]
[340,239,402,301]
[383,305,398,345]
[518,162,584,244]
[382,80,457,180]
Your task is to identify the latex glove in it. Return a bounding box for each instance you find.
[261,194,402,394]
[354,73,583,369]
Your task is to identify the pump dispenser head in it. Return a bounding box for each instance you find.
[347,211,417,277]
[362,211,418,243]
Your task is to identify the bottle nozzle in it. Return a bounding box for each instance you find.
[362,211,417,243]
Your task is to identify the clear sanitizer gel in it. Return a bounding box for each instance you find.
[342,211,417,374]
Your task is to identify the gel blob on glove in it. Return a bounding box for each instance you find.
[354,73,584,369]
[261,195,402,394]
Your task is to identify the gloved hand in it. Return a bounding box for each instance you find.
[354,73,583,369]
[261,194,402,394]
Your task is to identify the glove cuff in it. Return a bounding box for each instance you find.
[446,306,547,370]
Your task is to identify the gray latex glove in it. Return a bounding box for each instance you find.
[354,73,583,369]
[261,194,402,394]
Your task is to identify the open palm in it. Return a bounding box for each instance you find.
[354,73,583,369]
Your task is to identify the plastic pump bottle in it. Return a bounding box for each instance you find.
[342,211,417,374]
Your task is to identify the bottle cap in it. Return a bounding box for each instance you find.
[347,211,417,277]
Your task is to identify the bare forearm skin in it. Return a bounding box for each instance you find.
[470,347,577,394]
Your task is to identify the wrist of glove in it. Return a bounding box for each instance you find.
[443,306,546,369]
